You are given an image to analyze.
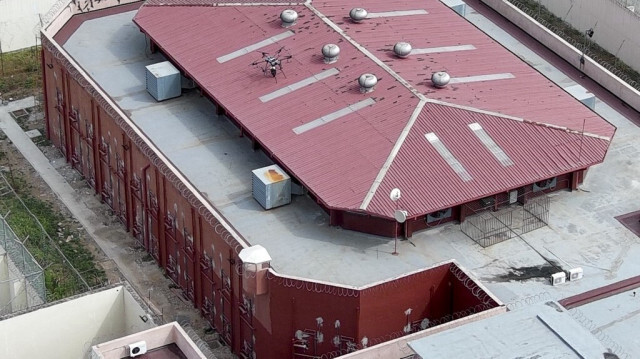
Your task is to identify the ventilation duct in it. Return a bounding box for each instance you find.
[322,44,340,64]
[393,42,412,58]
[252,164,291,209]
[145,61,181,101]
[358,73,377,93]
[349,8,368,23]
[431,71,451,88]
[280,9,298,27]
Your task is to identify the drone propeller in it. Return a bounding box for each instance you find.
[274,46,286,56]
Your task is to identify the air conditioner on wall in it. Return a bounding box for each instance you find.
[533,177,557,192]
[426,208,452,223]
[551,272,566,286]
[128,341,147,358]
[568,267,583,281]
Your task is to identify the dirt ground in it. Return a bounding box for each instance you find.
[0,102,234,358]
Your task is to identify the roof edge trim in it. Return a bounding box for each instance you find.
[268,259,465,290]
[424,99,611,141]
[523,120,612,141]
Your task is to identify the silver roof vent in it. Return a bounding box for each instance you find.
[349,8,368,23]
[280,9,298,27]
[321,44,340,64]
[358,73,377,93]
[393,42,412,58]
[431,71,451,88]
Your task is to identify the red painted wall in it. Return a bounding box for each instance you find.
[358,265,451,346]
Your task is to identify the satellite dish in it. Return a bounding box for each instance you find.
[394,210,408,223]
[390,188,401,202]
[295,330,305,340]
[420,318,430,330]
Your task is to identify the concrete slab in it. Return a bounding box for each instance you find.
[408,302,607,359]
[24,129,41,138]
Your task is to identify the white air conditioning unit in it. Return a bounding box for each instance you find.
[128,341,147,358]
[551,272,566,286]
[533,177,557,192]
[568,267,583,281]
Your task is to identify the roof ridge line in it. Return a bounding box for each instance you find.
[425,99,611,141]
[305,2,426,102]
[360,100,427,210]
[424,98,524,122]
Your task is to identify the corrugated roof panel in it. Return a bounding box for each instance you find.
[366,103,610,217]
[134,0,614,220]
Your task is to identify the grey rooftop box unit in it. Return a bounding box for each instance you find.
[252,164,291,210]
[145,61,181,101]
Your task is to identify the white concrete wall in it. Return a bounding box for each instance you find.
[91,322,206,359]
[0,285,154,359]
[123,288,155,335]
[538,0,640,73]
[480,0,640,112]
[0,0,58,52]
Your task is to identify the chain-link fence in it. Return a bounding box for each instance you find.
[0,170,94,304]
[0,215,46,315]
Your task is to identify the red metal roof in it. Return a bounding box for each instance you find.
[133,0,615,219]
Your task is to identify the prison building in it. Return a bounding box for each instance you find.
[40,0,613,357]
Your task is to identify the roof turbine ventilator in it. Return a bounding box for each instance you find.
[349,8,368,23]
[393,42,412,58]
[358,73,377,93]
[321,44,340,64]
[431,71,451,88]
[280,9,298,27]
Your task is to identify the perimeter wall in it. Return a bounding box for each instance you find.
[480,0,640,112]
[536,0,640,73]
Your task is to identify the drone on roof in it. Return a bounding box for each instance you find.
[250,47,292,82]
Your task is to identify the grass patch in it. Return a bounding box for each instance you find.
[0,46,42,100]
[0,169,106,300]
